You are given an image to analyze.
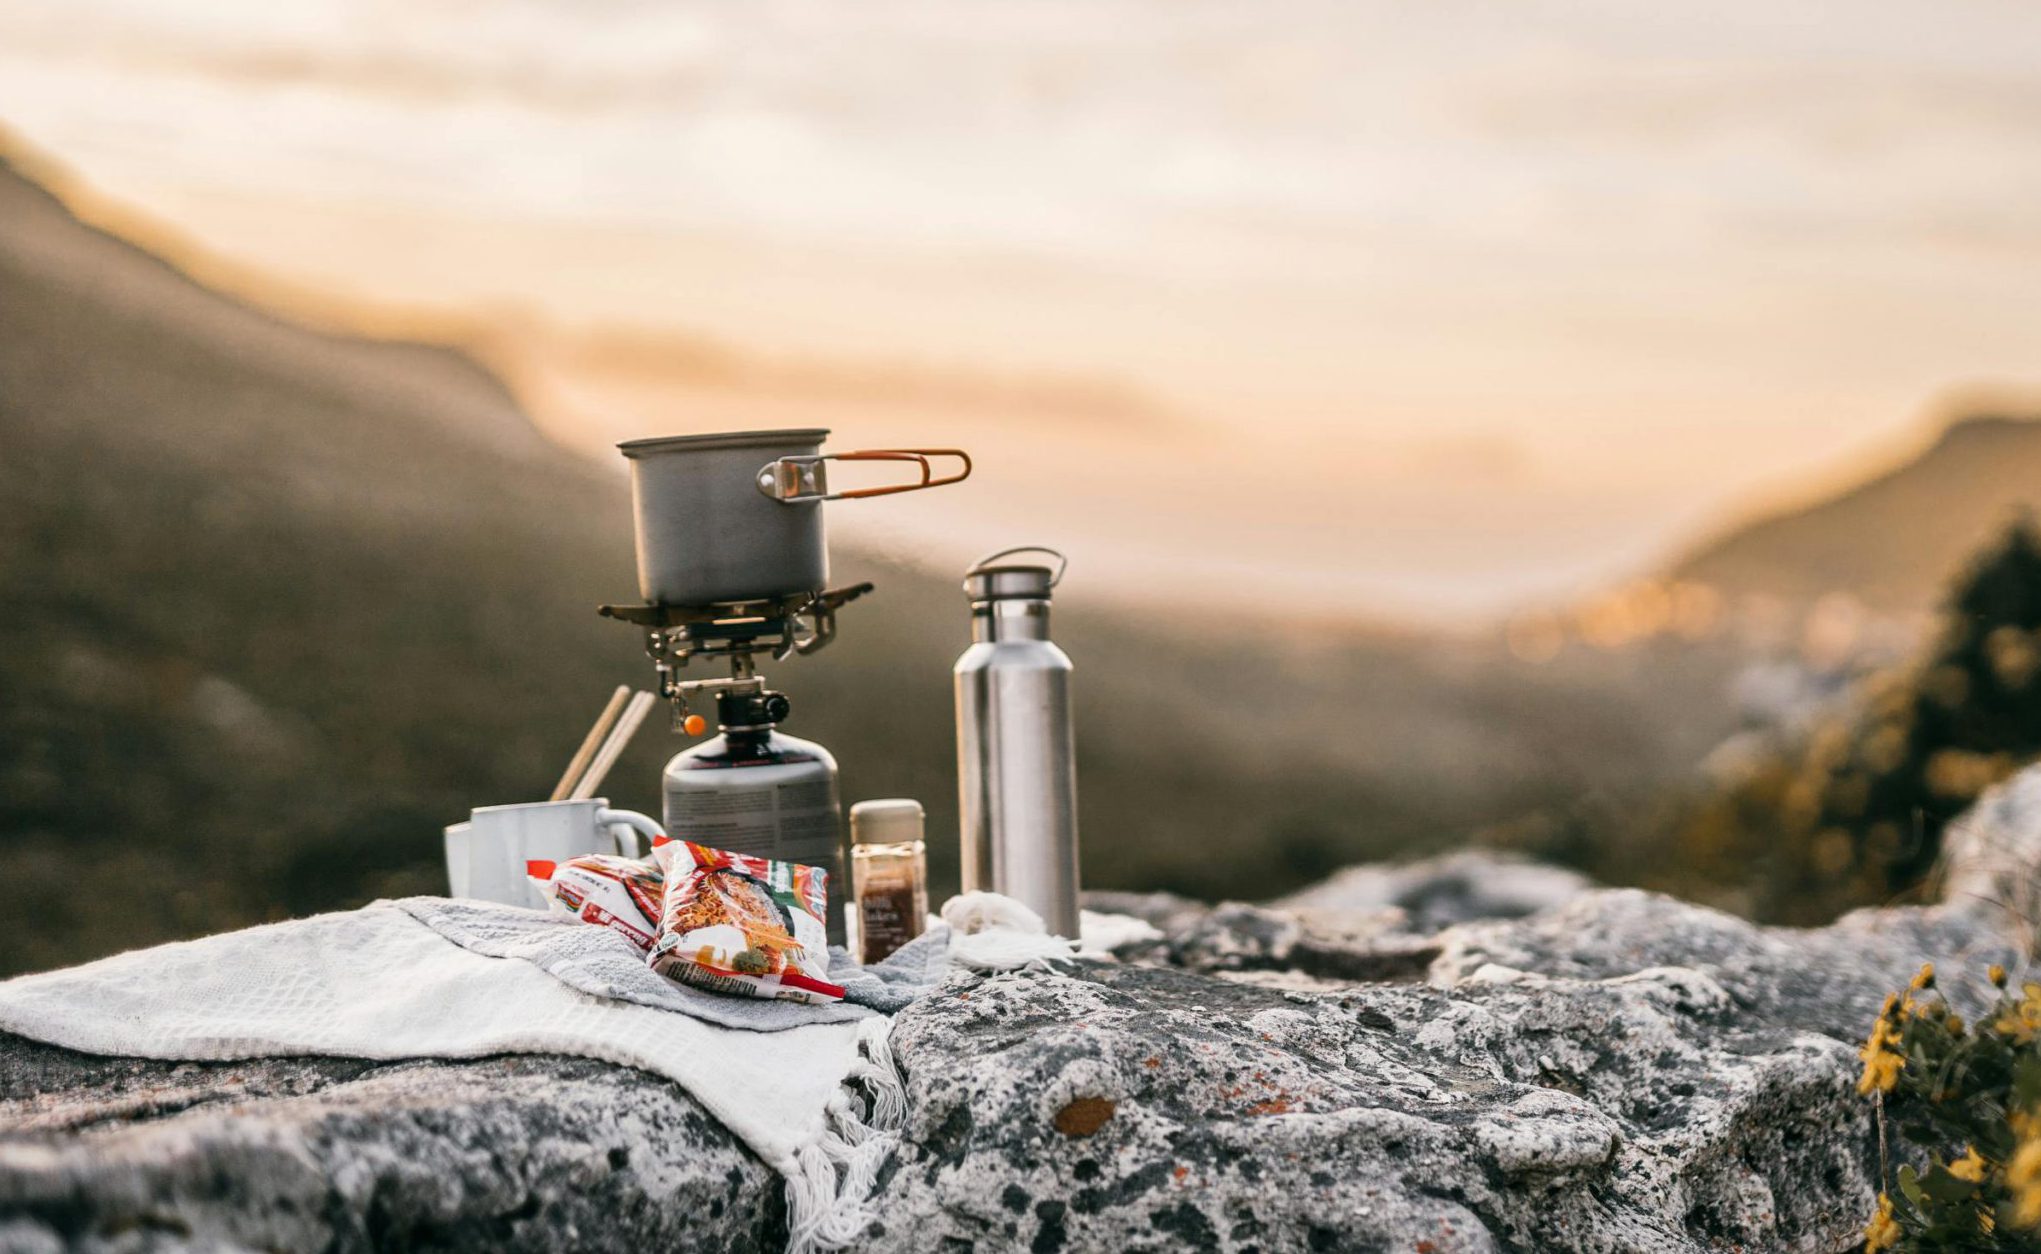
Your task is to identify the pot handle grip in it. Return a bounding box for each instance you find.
[756,449,973,503]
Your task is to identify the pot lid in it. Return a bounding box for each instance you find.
[618,428,830,457]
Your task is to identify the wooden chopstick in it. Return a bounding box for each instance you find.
[570,690,657,801]
[549,685,631,802]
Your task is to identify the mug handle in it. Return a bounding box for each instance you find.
[597,808,664,859]
[756,449,972,503]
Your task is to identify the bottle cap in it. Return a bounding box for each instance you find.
[850,798,925,844]
[963,546,1065,603]
[963,564,1054,603]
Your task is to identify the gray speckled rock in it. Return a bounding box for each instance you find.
[0,1036,782,1253]
[1274,850,1594,931]
[1085,893,1441,982]
[15,764,2041,1253]
[2,885,2016,1254]
[1431,888,2022,1041]
[855,828,2035,1253]
[859,957,1872,1253]
[1943,764,2041,929]
[1088,852,1594,984]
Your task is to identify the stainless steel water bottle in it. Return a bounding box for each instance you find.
[954,546,1080,937]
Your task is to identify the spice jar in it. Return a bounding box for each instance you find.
[850,799,928,965]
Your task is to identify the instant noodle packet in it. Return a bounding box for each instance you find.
[526,854,664,954]
[648,838,845,1003]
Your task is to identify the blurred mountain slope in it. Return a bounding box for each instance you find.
[1673,414,2041,613]
[0,154,652,974]
[0,154,1718,975]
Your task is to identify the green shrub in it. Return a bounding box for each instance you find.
[1665,518,2041,925]
[1860,963,2041,1249]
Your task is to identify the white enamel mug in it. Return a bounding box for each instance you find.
[444,798,664,908]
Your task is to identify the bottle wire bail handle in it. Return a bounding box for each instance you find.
[967,545,1067,586]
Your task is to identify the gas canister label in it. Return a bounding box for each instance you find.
[667,776,841,868]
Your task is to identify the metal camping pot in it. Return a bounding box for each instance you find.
[619,429,971,606]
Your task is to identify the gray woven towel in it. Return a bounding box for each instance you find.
[392,896,948,1030]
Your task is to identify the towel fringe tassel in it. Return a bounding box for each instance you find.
[785,1015,909,1252]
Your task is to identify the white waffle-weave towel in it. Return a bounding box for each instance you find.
[0,902,858,1186]
[0,892,1152,1251]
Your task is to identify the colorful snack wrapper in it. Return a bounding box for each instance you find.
[649,839,845,1003]
[526,854,664,954]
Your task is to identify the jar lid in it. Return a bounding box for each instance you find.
[850,798,925,844]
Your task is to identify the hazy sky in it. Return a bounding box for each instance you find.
[3,0,2039,616]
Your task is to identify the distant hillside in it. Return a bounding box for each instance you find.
[1673,413,2041,613]
[0,154,1729,975]
[0,155,653,975]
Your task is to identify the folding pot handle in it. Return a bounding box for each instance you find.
[755,449,973,503]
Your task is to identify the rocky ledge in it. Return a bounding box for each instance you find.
[0,1047,782,1253]
[7,787,2041,1251]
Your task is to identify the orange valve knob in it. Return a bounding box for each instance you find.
[682,714,707,737]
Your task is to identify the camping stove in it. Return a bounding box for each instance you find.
[598,582,873,733]
[600,583,872,946]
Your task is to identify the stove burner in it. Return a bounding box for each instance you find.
[599,583,874,731]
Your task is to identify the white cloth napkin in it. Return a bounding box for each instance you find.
[0,902,857,1185]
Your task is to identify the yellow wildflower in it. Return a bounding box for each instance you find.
[1998,995,2041,1044]
[2011,1138,2041,1229]
[1949,1146,1988,1183]
[1912,963,1937,991]
[1992,964,2009,988]
[1864,1194,1901,1252]
[1859,1015,1904,1095]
